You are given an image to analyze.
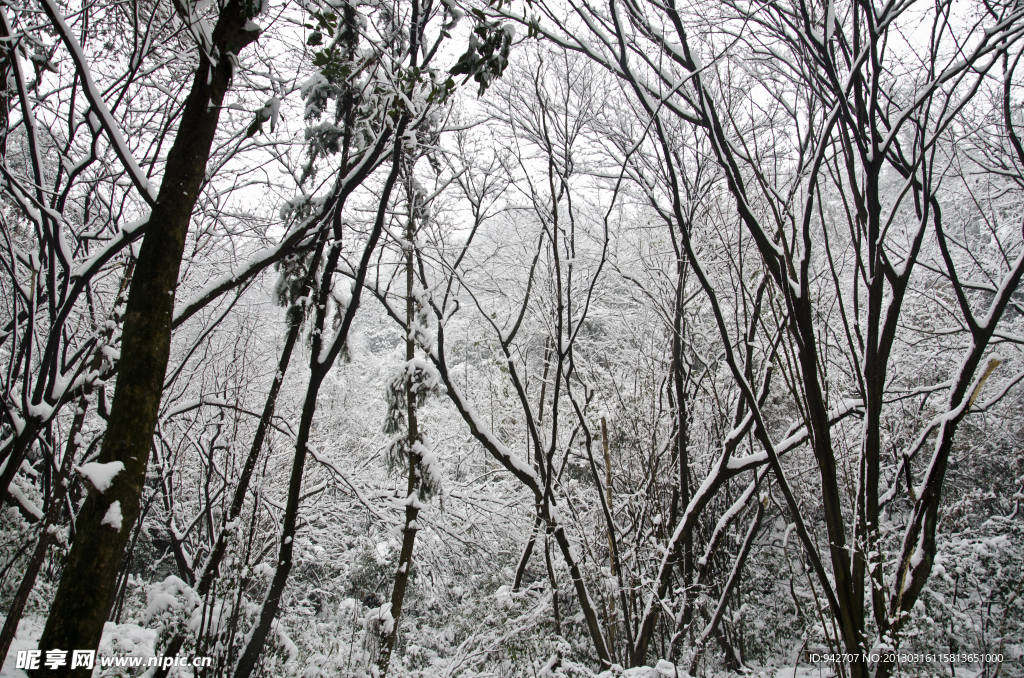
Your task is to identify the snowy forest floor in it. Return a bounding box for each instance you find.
[0,614,1010,678]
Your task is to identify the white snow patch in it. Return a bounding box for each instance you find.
[96,621,159,666]
[102,501,123,531]
[77,461,124,493]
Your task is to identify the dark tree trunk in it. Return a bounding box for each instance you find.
[378,206,424,678]
[601,417,617,663]
[513,515,541,591]
[32,4,259,674]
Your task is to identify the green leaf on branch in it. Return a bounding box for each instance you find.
[449,20,513,96]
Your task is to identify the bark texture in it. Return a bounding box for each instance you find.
[32,4,259,674]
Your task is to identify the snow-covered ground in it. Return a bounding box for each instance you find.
[1,617,157,678]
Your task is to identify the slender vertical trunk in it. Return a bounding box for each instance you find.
[601,417,616,663]
[632,263,691,667]
[233,120,406,678]
[151,242,322,678]
[196,242,324,598]
[512,339,552,593]
[545,533,561,636]
[671,270,692,585]
[32,5,259,672]
[378,210,422,678]
[855,161,886,644]
[513,516,542,591]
